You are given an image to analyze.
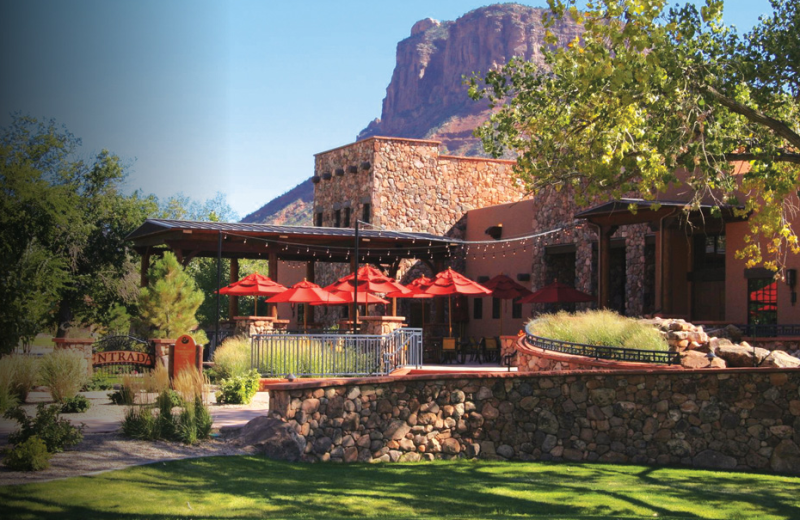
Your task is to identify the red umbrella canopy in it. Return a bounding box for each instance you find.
[386,276,434,299]
[482,274,533,300]
[518,281,595,304]
[336,265,411,295]
[217,273,287,296]
[266,280,348,304]
[312,289,389,306]
[423,268,492,296]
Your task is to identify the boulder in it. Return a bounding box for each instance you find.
[715,345,770,367]
[770,440,800,474]
[693,449,737,470]
[760,350,800,368]
[680,350,727,369]
[232,416,307,461]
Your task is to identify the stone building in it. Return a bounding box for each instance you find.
[309,135,800,339]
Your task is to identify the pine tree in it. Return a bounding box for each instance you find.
[138,252,204,338]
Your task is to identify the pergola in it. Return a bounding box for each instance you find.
[126,218,462,320]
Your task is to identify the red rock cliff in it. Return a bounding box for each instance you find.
[358,3,583,156]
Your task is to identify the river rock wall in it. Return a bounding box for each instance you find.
[268,368,800,474]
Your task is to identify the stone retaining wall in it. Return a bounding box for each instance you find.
[268,368,800,474]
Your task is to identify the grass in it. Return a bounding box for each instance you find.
[529,309,669,351]
[2,458,799,519]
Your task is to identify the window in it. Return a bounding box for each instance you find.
[362,203,371,224]
[492,297,501,319]
[334,209,341,228]
[748,278,777,325]
[343,207,351,227]
[315,212,323,227]
[473,298,483,319]
[512,299,522,319]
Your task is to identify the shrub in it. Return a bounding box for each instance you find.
[172,367,206,404]
[0,354,40,402]
[109,386,135,405]
[6,403,83,453]
[39,350,89,403]
[528,310,668,352]
[216,369,260,405]
[82,371,114,391]
[193,396,213,441]
[121,406,157,440]
[121,391,212,445]
[144,365,170,394]
[212,336,251,379]
[61,395,91,414]
[3,435,52,471]
[0,361,20,414]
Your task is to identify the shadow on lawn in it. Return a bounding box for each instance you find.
[2,457,799,519]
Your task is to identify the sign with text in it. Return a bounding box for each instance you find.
[171,334,200,377]
[92,350,155,367]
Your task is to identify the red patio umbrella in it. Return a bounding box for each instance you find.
[216,273,287,316]
[482,274,533,335]
[312,289,388,306]
[266,280,347,331]
[423,268,492,337]
[518,281,595,304]
[334,265,412,295]
[387,276,434,329]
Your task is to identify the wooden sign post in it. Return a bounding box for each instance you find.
[170,334,203,379]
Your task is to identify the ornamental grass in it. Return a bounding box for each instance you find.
[39,350,89,403]
[212,336,251,379]
[528,309,668,351]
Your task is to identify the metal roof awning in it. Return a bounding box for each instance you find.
[126,219,462,263]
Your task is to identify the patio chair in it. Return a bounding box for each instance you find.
[460,337,481,364]
[441,337,459,364]
[482,337,500,364]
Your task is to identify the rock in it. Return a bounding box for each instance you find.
[313,436,333,455]
[538,410,559,435]
[680,350,726,369]
[496,444,515,459]
[693,449,737,470]
[232,417,307,462]
[770,440,800,474]
[441,438,461,454]
[399,452,422,462]
[715,345,769,367]
[384,420,411,440]
[589,388,616,407]
[760,351,800,368]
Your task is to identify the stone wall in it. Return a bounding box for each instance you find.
[268,368,800,474]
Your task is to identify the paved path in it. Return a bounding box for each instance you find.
[0,391,270,437]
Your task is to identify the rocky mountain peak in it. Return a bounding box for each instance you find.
[358,3,582,156]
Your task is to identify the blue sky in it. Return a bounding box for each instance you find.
[0,0,774,219]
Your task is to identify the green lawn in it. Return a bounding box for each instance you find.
[2,457,799,519]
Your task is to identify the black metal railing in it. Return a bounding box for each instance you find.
[735,323,800,338]
[524,325,679,365]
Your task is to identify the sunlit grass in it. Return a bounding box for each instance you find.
[529,309,669,351]
[2,457,798,519]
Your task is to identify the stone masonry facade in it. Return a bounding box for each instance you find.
[311,136,654,323]
[268,368,800,474]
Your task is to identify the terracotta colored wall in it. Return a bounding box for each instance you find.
[465,200,536,338]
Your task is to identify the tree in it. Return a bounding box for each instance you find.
[469,0,800,270]
[0,116,155,352]
[138,252,204,338]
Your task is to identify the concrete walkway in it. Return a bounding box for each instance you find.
[0,391,270,437]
